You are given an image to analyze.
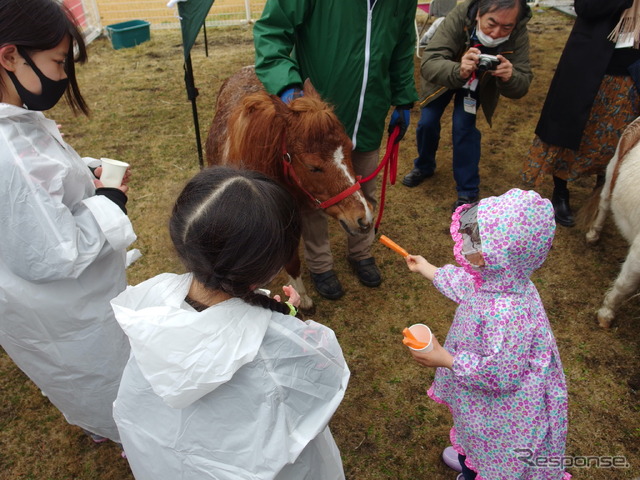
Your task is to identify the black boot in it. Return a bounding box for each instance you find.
[551,176,574,227]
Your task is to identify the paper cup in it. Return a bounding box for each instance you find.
[100,157,129,188]
[406,323,434,352]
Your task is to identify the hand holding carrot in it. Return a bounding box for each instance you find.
[406,254,438,281]
[408,335,453,369]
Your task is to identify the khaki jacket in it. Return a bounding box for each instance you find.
[419,0,532,125]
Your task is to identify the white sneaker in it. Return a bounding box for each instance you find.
[456,474,465,480]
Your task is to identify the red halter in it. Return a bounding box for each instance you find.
[281,134,362,209]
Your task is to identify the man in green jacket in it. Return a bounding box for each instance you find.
[402,0,532,212]
[254,0,419,300]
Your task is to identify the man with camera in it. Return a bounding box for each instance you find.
[402,0,532,212]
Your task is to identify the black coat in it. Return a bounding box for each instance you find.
[534,0,634,150]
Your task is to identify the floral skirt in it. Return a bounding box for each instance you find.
[523,75,640,187]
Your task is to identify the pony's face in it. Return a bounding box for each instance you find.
[212,71,373,236]
[291,138,373,235]
[285,88,373,236]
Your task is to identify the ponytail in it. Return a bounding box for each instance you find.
[242,290,290,316]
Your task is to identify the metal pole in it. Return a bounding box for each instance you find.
[244,0,251,23]
[203,20,209,57]
[184,54,204,168]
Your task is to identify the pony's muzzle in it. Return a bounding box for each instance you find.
[338,216,372,236]
[358,217,372,232]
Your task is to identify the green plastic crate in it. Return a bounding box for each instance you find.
[106,20,150,50]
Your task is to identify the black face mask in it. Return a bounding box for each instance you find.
[6,46,69,111]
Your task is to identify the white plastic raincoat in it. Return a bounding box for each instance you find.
[0,104,136,441]
[112,273,349,480]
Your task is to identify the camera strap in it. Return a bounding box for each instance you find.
[464,76,479,92]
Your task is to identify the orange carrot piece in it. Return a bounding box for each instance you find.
[402,337,427,349]
[402,328,427,349]
[379,235,409,257]
[402,327,418,342]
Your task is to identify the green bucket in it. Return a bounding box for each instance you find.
[105,20,151,50]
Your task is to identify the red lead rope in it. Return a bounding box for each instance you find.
[360,126,400,230]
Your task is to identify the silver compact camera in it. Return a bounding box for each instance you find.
[477,54,500,72]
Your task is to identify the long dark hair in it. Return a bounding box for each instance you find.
[0,0,89,114]
[170,166,302,315]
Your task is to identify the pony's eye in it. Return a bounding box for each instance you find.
[306,164,323,173]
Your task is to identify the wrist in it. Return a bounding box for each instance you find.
[95,187,128,214]
[285,301,298,316]
[278,85,303,103]
[443,349,454,369]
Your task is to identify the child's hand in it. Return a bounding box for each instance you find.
[405,254,427,272]
[282,284,300,308]
[93,177,129,194]
[406,254,438,280]
[273,285,300,308]
[408,335,454,369]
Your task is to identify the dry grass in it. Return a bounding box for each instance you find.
[1,8,639,480]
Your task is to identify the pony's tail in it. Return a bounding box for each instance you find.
[576,184,603,231]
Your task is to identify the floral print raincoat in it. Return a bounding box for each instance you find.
[429,188,570,479]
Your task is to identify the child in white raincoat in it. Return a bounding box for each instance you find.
[0,0,136,443]
[404,189,569,480]
[112,167,349,480]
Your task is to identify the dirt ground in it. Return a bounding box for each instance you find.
[0,6,639,480]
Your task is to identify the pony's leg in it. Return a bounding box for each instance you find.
[284,251,314,312]
[597,234,640,328]
[586,171,613,245]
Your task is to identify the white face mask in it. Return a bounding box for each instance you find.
[476,28,511,48]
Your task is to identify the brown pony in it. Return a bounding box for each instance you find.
[206,65,373,311]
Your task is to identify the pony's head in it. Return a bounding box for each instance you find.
[224,79,373,236]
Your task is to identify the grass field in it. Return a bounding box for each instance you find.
[1,6,639,480]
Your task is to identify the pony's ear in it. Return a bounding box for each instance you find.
[303,78,320,99]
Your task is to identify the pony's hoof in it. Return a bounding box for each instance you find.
[597,308,614,328]
[299,294,314,313]
[299,304,316,317]
[585,229,600,245]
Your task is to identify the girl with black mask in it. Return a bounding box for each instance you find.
[0,0,136,445]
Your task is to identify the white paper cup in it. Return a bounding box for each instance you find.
[406,323,434,352]
[100,157,129,188]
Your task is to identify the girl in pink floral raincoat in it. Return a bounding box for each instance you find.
[404,188,570,480]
